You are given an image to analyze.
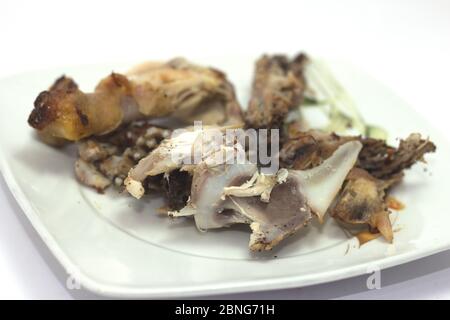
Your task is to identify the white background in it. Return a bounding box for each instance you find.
[1,0,450,299]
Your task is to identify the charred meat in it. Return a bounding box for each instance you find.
[279,130,436,242]
[280,130,436,181]
[245,54,308,130]
[162,170,193,211]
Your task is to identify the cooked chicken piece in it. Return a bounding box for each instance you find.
[28,58,243,143]
[74,159,111,192]
[125,125,244,198]
[280,130,436,181]
[329,168,395,242]
[175,162,258,229]
[245,53,308,130]
[78,140,118,162]
[279,130,355,170]
[288,140,362,221]
[99,155,135,180]
[358,133,436,180]
[171,141,362,250]
[280,130,436,242]
[126,129,203,183]
[229,179,313,251]
[75,121,170,191]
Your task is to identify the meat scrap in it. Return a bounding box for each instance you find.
[279,130,355,170]
[124,125,246,199]
[279,130,436,242]
[128,123,362,250]
[174,141,361,251]
[245,53,308,130]
[329,168,395,242]
[74,158,111,193]
[74,121,171,192]
[280,130,436,181]
[358,133,436,180]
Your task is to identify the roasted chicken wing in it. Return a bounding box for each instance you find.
[28,58,243,143]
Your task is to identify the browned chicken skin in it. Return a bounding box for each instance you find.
[330,168,395,242]
[28,58,243,143]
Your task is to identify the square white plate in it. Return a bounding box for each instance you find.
[0,56,449,298]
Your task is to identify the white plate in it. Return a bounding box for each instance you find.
[0,57,449,298]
